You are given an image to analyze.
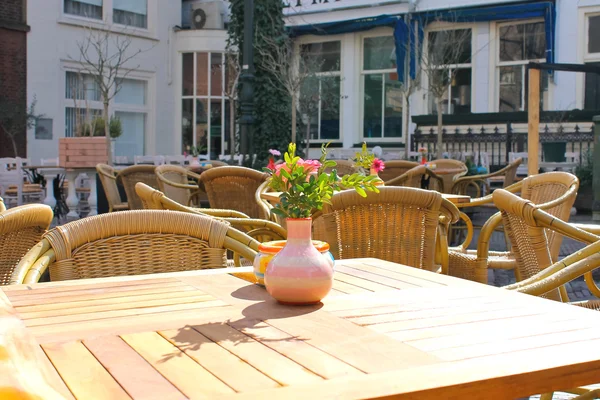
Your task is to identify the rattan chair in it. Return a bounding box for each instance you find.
[1,204,53,285]
[96,164,128,212]
[135,182,286,242]
[452,158,522,198]
[199,166,269,219]
[448,172,579,284]
[155,164,202,206]
[428,159,468,193]
[11,210,259,284]
[385,165,444,191]
[378,160,419,183]
[315,187,459,272]
[116,165,159,210]
[324,160,357,177]
[0,196,5,212]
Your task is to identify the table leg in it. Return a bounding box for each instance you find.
[65,171,80,219]
[41,174,56,209]
[87,173,98,216]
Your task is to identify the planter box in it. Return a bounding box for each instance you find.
[59,137,111,168]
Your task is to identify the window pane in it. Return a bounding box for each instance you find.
[211,53,223,97]
[450,68,471,115]
[114,111,145,159]
[115,79,146,105]
[384,74,403,137]
[589,15,600,54]
[113,0,147,28]
[196,99,209,154]
[429,69,450,114]
[65,107,101,137]
[320,76,340,140]
[499,65,522,112]
[210,100,222,158]
[524,22,546,59]
[182,53,194,96]
[499,24,524,62]
[428,29,472,65]
[363,36,395,71]
[64,0,102,19]
[363,74,383,138]
[66,72,100,101]
[300,41,341,72]
[182,99,193,152]
[196,53,209,96]
[585,62,600,109]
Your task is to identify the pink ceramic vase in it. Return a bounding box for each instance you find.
[370,167,384,186]
[264,218,333,305]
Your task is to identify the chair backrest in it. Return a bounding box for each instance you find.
[116,165,159,210]
[385,165,444,191]
[325,160,357,177]
[0,204,53,285]
[429,159,468,193]
[199,166,269,219]
[500,157,522,188]
[96,164,125,212]
[509,152,529,176]
[40,158,59,166]
[20,210,257,282]
[155,164,197,206]
[207,160,228,167]
[0,197,5,212]
[165,155,186,165]
[378,160,419,183]
[134,155,165,165]
[318,187,458,271]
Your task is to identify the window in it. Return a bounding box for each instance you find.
[497,21,548,112]
[585,15,600,109]
[113,79,148,158]
[361,36,402,139]
[65,71,101,101]
[113,0,147,29]
[299,41,341,141]
[427,29,472,115]
[181,52,229,157]
[64,0,103,19]
[65,72,102,137]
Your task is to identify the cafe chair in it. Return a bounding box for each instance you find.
[116,165,160,210]
[377,160,419,183]
[155,164,202,206]
[385,165,444,191]
[427,159,468,193]
[96,164,128,212]
[10,210,259,285]
[452,157,522,198]
[324,160,358,177]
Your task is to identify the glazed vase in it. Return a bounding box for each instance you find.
[370,167,385,186]
[264,218,333,305]
[190,157,201,167]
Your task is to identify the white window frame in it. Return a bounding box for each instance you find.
[358,28,404,143]
[494,18,548,112]
[294,35,344,144]
[421,23,475,116]
[577,9,600,109]
[181,52,228,157]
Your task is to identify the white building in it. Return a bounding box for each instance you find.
[25,0,600,163]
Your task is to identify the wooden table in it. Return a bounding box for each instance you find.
[261,191,471,205]
[3,259,600,399]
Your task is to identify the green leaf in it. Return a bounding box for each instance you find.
[355,186,367,197]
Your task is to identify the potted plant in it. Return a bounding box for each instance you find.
[353,142,385,183]
[261,142,381,305]
[574,150,593,212]
[59,115,121,168]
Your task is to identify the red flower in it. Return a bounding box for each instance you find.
[372,158,385,173]
[267,157,276,171]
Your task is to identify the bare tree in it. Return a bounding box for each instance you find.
[223,50,241,154]
[0,96,43,156]
[71,26,151,137]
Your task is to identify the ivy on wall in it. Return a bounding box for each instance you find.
[228,0,292,167]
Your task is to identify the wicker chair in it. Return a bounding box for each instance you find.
[315,187,459,272]
[10,210,259,285]
[0,196,5,212]
[155,164,202,206]
[325,160,357,177]
[452,158,522,198]
[428,159,468,193]
[378,160,419,183]
[448,172,579,284]
[96,164,128,212]
[199,166,269,219]
[116,165,159,210]
[135,182,286,242]
[1,204,53,285]
[385,165,444,191]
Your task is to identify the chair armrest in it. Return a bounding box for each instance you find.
[10,239,55,285]
[571,223,600,235]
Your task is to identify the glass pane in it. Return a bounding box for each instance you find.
[299,76,321,140]
[525,22,546,60]
[224,99,233,154]
[224,53,238,98]
[300,41,341,72]
[195,99,209,154]
[182,53,194,96]
[585,62,600,109]
[64,0,103,19]
[65,72,100,101]
[499,65,522,112]
[114,111,145,159]
[429,69,450,114]
[115,79,146,105]
[589,15,600,54]
[182,99,193,152]
[384,74,403,137]
[196,52,209,96]
[210,100,222,158]
[499,24,524,62]
[320,76,340,140]
[211,53,223,97]
[363,36,396,71]
[428,29,472,65]
[363,74,383,138]
[449,68,471,115]
[113,0,147,28]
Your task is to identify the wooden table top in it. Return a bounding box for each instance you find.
[3,259,600,399]
[261,191,471,205]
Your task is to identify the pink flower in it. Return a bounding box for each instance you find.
[299,159,321,173]
[183,151,188,157]
[372,158,385,173]
[269,149,281,156]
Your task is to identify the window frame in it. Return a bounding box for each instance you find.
[294,35,344,144]
[581,10,600,109]
[494,18,549,112]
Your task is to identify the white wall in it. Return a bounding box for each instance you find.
[27,0,180,163]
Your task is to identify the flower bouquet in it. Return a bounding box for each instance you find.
[353,142,385,184]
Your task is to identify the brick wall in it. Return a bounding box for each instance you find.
[0,0,28,158]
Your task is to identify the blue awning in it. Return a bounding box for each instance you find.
[288,15,398,37]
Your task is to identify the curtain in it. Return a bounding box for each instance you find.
[113,0,147,15]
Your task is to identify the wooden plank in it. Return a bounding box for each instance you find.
[120,331,235,397]
[4,277,181,294]
[42,341,131,400]
[84,336,186,400]
[194,322,323,386]
[528,67,540,176]
[332,271,399,292]
[330,279,371,294]
[339,262,447,288]
[159,327,280,392]
[334,264,422,290]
